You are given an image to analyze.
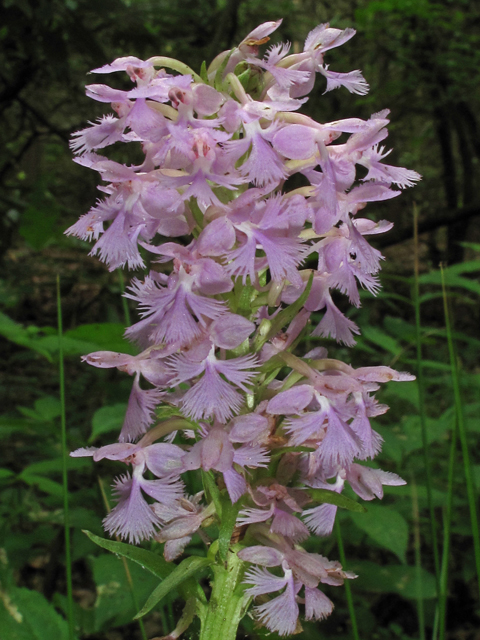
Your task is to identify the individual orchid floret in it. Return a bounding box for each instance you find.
[125,255,231,347]
[237,482,310,542]
[209,20,282,81]
[71,438,185,543]
[168,343,258,422]
[83,347,178,442]
[244,563,299,636]
[182,425,269,502]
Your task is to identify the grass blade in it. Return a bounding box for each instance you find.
[413,206,440,599]
[440,265,480,596]
[57,275,74,640]
[437,400,457,640]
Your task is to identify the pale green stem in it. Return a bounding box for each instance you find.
[199,550,250,640]
[147,56,203,83]
[57,276,74,640]
[117,268,131,327]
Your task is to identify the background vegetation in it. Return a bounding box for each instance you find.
[1,0,479,639]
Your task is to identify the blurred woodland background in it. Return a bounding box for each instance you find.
[1,1,480,639]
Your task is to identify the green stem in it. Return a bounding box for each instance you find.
[438,409,457,640]
[199,549,249,640]
[413,206,440,597]
[411,476,425,640]
[441,266,480,598]
[57,276,74,640]
[117,269,131,327]
[335,520,360,640]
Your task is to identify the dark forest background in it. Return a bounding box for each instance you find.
[1,1,480,639]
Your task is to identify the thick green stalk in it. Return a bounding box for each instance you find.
[199,549,249,640]
[57,276,74,640]
[441,266,480,595]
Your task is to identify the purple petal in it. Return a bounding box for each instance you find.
[254,572,299,636]
[209,314,255,349]
[229,413,270,443]
[103,473,160,544]
[244,566,289,596]
[267,385,315,415]
[304,587,334,621]
[223,469,247,503]
[270,509,310,542]
[144,443,185,477]
[303,503,337,536]
[238,546,284,567]
[119,374,163,443]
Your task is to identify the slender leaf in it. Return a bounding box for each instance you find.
[218,494,242,561]
[84,530,173,580]
[307,488,367,513]
[134,555,212,619]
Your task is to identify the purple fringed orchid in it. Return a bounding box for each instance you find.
[68,18,419,638]
[71,438,185,543]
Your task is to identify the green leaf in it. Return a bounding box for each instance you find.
[362,325,402,356]
[84,530,173,580]
[0,468,14,479]
[0,311,53,361]
[218,494,242,561]
[0,586,69,640]
[134,555,212,619]
[253,272,313,352]
[349,503,409,563]
[349,560,436,599]
[307,488,367,513]
[90,553,162,630]
[19,474,64,497]
[90,403,127,442]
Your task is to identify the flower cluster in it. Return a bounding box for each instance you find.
[69,20,419,636]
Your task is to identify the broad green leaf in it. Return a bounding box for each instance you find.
[0,468,14,479]
[349,503,409,563]
[307,488,367,513]
[350,560,437,599]
[84,530,173,580]
[0,586,69,640]
[218,494,242,561]
[90,403,127,441]
[134,555,212,619]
